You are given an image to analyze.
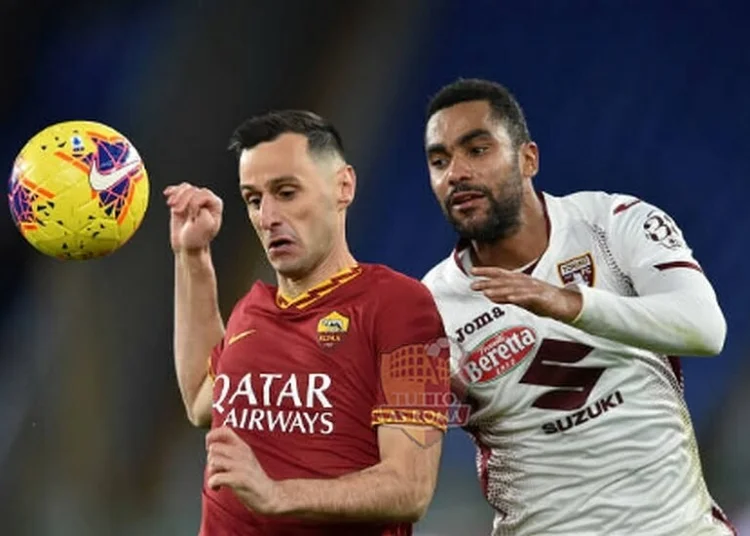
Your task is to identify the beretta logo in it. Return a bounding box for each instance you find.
[317,311,349,349]
[459,326,537,384]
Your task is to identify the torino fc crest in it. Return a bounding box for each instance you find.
[557,253,595,287]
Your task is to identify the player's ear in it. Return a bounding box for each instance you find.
[519,141,539,180]
[335,164,356,210]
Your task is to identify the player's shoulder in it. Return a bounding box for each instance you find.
[421,254,455,292]
[361,263,436,306]
[362,263,432,294]
[548,190,645,226]
[226,280,274,316]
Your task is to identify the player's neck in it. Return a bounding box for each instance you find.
[471,190,548,270]
[277,244,357,299]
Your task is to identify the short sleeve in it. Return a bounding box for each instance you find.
[608,196,704,293]
[208,339,224,382]
[370,279,451,432]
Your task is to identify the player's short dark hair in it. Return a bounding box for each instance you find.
[228,109,346,160]
[426,78,531,147]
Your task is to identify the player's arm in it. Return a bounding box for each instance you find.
[569,266,725,356]
[568,197,726,356]
[174,250,224,427]
[473,196,726,356]
[274,423,443,522]
[205,422,443,522]
[167,184,225,428]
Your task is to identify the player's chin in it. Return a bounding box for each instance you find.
[451,212,490,236]
[266,242,300,262]
[268,253,307,277]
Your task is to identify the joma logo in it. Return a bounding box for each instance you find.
[455,306,505,344]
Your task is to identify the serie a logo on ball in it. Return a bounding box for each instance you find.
[7,120,150,260]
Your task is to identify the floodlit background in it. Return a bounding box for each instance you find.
[1,1,748,534]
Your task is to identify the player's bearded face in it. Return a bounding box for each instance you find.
[444,160,523,243]
[426,101,527,244]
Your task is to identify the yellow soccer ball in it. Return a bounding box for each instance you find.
[7,120,150,260]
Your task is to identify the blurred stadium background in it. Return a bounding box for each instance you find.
[1,1,748,534]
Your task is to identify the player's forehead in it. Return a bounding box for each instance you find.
[425,100,505,148]
[238,133,317,188]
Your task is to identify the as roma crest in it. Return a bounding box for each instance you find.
[317,311,350,349]
[557,253,595,287]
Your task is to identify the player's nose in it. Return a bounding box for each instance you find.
[445,155,472,186]
[258,196,283,231]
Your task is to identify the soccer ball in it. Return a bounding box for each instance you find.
[7,120,149,260]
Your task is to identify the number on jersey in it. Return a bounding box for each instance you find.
[519,340,604,411]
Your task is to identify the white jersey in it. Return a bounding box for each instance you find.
[423,191,734,536]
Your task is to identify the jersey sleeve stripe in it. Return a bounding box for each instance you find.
[613,199,642,214]
[653,261,703,273]
[371,408,448,431]
[711,505,738,535]
[207,355,215,381]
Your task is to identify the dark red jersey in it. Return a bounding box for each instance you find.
[200,264,449,536]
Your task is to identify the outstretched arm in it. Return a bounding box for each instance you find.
[569,266,724,356]
[471,197,726,357]
[166,183,226,427]
[205,424,442,522]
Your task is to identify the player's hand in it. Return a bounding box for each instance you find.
[470,266,583,322]
[206,426,284,516]
[164,183,223,253]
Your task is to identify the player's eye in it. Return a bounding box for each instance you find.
[245,195,261,209]
[469,145,489,156]
[429,156,448,169]
[278,188,296,200]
